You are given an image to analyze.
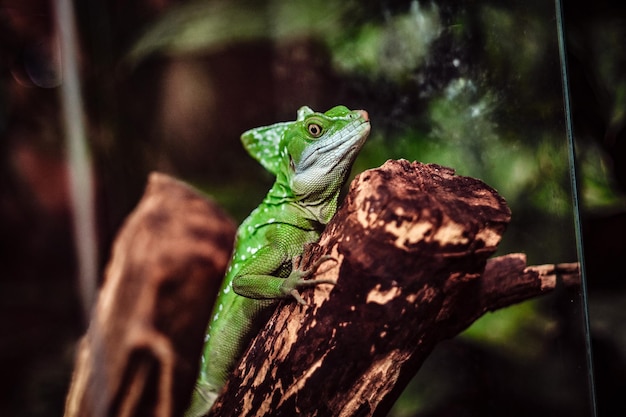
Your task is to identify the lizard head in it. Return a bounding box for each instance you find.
[283,105,370,202]
[241,105,370,218]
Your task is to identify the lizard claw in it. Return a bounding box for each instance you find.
[294,254,337,279]
[282,255,338,303]
[289,289,307,305]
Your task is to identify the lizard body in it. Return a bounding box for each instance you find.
[186,105,370,416]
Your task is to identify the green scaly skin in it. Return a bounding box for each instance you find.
[185,105,370,416]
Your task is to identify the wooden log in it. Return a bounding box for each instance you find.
[64,173,236,417]
[208,160,580,417]
[63,161,580,417]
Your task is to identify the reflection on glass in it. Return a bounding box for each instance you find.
[1,0,607,416]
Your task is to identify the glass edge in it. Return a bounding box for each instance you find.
[555,0,599,415]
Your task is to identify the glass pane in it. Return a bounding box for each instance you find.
[1,0,602,416]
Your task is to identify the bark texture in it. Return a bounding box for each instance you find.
[64,161,580,417]
[64,173,236,417]
[208,160,579,417]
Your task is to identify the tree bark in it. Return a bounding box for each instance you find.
[63,161,580,417]
[63,173,237,417]
[208,160,580,417]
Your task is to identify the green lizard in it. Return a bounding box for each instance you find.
[185,105,370,416]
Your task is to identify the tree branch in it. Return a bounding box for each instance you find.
[63,161,580,417]
[208,160,580,417]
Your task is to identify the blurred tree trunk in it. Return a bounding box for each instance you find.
[63,173,236,417]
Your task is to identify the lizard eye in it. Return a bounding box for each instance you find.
[307,123,323,138]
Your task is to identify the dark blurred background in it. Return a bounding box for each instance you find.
[0,0,624,416]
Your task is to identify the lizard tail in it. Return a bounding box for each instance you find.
[184,381,218,417]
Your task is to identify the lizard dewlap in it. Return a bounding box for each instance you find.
[186,105,370,416]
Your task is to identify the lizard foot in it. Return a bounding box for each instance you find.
[282,255,338,305]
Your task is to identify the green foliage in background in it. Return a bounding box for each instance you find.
[124,0,622,415]
[5,0,625,415]
[129,0,625,226]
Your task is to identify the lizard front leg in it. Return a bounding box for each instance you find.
[232,248,337,304]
